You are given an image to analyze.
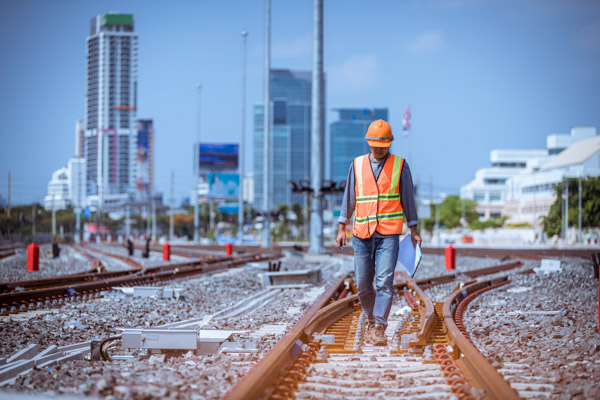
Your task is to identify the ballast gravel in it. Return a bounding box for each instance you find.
[0,250,597,400]
[0,264,265,357]
[85,244,191,268]
[465,257,600,399]
[0,245,92,283]
[0,253,342,399]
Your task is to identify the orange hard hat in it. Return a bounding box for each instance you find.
[365,119,394,147]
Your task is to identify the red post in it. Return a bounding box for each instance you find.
[445,245,456,270]
[162,242,171,261]
[27,243,39,272]
[225,242,233,256]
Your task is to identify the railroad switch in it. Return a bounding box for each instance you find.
[119,328,245,356]
[261,268,322,288]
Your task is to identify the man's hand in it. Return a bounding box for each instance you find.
[336,223,347,250]
[410,225,422,249]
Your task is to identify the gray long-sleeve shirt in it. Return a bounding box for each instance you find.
[338,152,418,237]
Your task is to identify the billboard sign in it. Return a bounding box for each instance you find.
[208,173,239,199]
[218,204,239,215]
[199,143,238,171]
[136,127,150,192]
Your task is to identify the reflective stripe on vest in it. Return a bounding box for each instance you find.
[352,153,405,238]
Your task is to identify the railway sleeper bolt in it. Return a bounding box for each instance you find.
[27,302,36,311]
[450,377,468,392]
[297,357,310,367]
[283,377,298,388]
[288,370,304,380]
[443,369,464,380]
[454,385,477,400]
[0,304,8,316]
[36,299,44,308]
[276,385,293,396]
[19,302,27,312]
[291,363,306,373]
[9,302,19,314]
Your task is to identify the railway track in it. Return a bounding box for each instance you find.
[225,261,533,400]
[0,243,25,260]
[173,243,600,262]
[0,246,281,315]
[420,246,599,261]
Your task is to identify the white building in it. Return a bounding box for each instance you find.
[504,128,599,225]
[460,149,547,220]
[44,167,69,210]
[84,13,138,210]
[44,158,87,211]
[461,126,598,224]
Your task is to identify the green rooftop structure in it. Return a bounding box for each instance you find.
[103,14,134,26]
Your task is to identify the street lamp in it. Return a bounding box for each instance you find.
[238,30,248,245]
[193,84,202,244]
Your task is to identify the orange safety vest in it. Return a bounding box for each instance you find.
[352,153,405,239]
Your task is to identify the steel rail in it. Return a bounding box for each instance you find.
[390,260,524,291]
[0,269,142,293]
[303,294,357,336]
[1,246,273,294]
[75,245,144,270]
[421,246,597,260]
[443,276,521,400]
[224,261,532,399]
[223,272,350,400]
[403,272,437,347]
[0,251,281,309]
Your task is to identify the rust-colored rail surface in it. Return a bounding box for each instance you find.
[421,246,597,260]
[0,243,25,260]
[223,273,350,400]
[228,261,530,399]
[443,276,521,399]
[0,250,281,313]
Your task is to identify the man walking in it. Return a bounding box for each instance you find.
[336,119,421,346]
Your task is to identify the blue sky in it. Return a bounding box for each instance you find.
[0,0,599,205]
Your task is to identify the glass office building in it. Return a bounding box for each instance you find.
[329,108,388,206]
[254,69,315,209]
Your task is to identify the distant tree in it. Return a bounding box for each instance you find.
[470,216,507,231]
[422,195,478,232]
[542,177,600,237]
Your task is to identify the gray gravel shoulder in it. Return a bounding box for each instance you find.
[465,257,600,399]
[0,253,346,399]
[0,245,92,283]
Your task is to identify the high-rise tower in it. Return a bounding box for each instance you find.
[84,13,138,209]
[254,69,315,209]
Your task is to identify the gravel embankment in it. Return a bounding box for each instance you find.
[0,253,345,399]
[0,264,265,357]
[0,245,92,283]
[403,254,514,280]
[2,251,596,399]
[86,244,191,268]
[465,257,600,399]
